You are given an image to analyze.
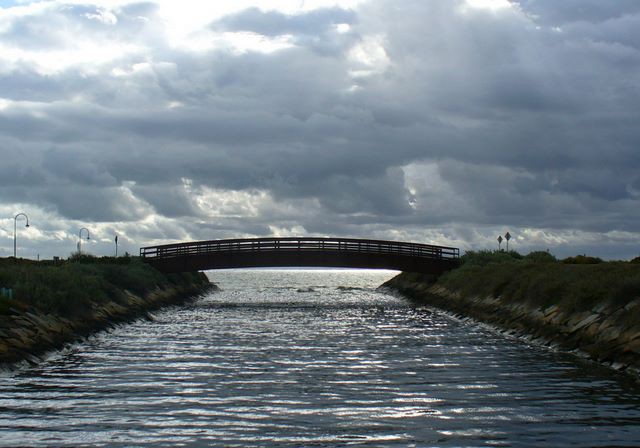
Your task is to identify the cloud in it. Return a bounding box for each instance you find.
[515,0,640,26]
[0,0,639,259]
[213,6,358,56]
[214,6,356,37]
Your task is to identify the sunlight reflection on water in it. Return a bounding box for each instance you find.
[1,269,640,447]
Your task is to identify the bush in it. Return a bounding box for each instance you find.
[524,251,557,263]
[0,257,203,317]
[439,254,640,312]
[68,253,98,263]
[562,255,603,264]
[607,274,640,307]
[461,250,523,267]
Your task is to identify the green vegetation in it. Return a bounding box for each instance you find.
[437,250,640,313]
[0,255,208,317]
[561,254,603,264]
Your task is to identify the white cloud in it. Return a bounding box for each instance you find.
[464,0,512,11]
[348,34,389,78]
[85,7,117,25]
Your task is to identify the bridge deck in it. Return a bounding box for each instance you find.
[140,237,460,274]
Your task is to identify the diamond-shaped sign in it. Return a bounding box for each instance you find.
[505,232,511,241]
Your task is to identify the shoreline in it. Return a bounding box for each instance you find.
[382,272,640,379]
[0,273,217,370]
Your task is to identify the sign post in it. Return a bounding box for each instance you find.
[497,235,503,251]
[505,232,511,251]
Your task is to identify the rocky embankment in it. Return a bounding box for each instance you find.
[0,268,215,366]
[383,272,640,377]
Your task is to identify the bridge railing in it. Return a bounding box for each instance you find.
[140,237,460,261]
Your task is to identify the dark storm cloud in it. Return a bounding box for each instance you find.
[0,162,45,187]
[42,148,119,187]
[1,0,640,258]
[38,185,148,222]
[1,182,148,222]
[270,167,414,216]
[130,183,201,218]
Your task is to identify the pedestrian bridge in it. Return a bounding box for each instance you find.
[140,237,460,274]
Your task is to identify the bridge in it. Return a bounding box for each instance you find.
[140,237,460,274]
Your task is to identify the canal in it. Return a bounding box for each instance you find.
[1,270,639,447]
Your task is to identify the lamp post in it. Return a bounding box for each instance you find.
[78,227,90,254]
[13,213,30,259]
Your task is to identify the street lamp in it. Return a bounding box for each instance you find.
[13,213,30,259]
[78,227,90,254]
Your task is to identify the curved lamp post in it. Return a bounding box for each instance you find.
[78,227,90,254]
[13,213,30,259]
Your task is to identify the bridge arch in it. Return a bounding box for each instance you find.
[140,237,460,275]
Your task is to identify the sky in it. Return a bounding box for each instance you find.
[0,0,639,260]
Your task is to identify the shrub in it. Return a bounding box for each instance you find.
[602,268,640,307]
[524,251,557,263]
[0,256,203,317]
[461,250,523,267]
[439,255,640,313]
[562,255,603,264]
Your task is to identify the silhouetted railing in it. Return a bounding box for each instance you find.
[140,237,459,261]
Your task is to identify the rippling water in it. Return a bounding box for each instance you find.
[1,269,640,447]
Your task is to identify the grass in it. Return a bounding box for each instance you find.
[437,250,640,313]
[0,255,208,317]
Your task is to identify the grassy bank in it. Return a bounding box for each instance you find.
[0,255,208,317]
[0,255,212,365]
[384,251,640,375]
[437,250,640,314]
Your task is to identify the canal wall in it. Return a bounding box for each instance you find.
[383,272,640,377]
[0,271,215,366]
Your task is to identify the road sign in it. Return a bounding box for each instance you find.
[505,232,512,251]
[498,236,503,243]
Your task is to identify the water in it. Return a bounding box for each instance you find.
[1,269,640,447]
